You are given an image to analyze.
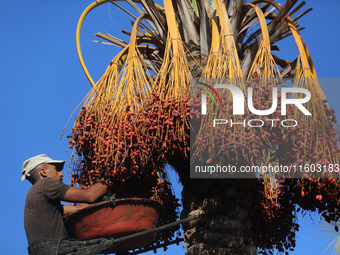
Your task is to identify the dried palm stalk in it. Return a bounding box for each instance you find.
[138,0,192,163]
[69,14,154,177]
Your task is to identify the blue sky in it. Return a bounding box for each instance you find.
[1,0,340,254]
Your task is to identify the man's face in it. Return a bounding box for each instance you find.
[44,164,64,182]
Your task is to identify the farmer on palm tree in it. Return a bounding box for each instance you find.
[21,154,113,255]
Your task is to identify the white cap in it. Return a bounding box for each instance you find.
[21,154,65,181]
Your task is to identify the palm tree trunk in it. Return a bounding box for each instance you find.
[181,179,258,255]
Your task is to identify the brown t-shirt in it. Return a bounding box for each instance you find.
[24,177,71,245]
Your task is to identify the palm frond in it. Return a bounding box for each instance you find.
[318,219,340,255]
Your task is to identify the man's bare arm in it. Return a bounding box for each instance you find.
[63,203,90,214]
[63,182,108,204]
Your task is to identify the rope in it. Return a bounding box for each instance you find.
[55,237,66,255]
[109,213,200,245]
[108,207,230,246]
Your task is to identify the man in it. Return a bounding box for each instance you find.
[22,154,114,255]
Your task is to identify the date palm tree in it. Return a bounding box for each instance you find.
[71,0,340,254]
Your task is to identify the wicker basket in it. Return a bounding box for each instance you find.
[64,198,162,253]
